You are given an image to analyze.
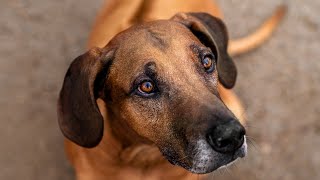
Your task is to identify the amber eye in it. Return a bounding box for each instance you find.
[138,81,154,94]
[202,56,213,70]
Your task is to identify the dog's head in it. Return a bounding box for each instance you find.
[58,13,246,173]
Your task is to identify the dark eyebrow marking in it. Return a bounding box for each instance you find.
[190,43,201,56]
[190,43,212,54]
[146,29,168,50]
[128,61,158,95]
[190,43,215,60]
[144,61,157,78]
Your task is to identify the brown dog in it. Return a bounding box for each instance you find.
[58,0,286,179]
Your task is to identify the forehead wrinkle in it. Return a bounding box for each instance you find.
[145,28,169,51]
[110,21,215,98]
[158,47,215,101]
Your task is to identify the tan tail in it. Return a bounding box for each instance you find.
[228,5,287,56]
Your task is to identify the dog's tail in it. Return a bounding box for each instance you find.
[228,4,287,56]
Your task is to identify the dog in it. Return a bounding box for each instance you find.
[57,0,286,179]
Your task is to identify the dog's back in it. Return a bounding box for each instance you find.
[87,0,222,48]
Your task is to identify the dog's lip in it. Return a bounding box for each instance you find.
[232,136,247,159]
[234,144,247,159]
[215,143,247,171]
[161,136,247,174]
[216,137,247,171]
[190,148,245,174]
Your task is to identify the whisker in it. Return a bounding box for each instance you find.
[210,173,215,180]
[246,137,260,152]
[246,135,258,143]
[176,154,189,162]
[221,167,229,177]
[232,162,240,170]
[226,166,235,177]
[207,171,215,180]
[243,123,259,129]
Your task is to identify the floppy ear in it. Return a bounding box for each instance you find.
[58,47,114,148]
[172,13,237,89]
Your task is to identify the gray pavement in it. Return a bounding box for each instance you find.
[0,0,319,179]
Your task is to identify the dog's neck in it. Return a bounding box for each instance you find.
[65,129,204,180]
[65,99,205,180]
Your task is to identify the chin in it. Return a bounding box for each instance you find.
[165,136,247,174]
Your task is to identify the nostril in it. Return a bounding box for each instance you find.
[240,127,246,137]
[239,133,244,141]
[207,133,234,150]
[207,134,215,147]
[238,128,246,143]
[215,137,232,148]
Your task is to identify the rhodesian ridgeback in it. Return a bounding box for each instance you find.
[58,0,286,179]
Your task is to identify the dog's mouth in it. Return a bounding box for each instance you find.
[161,136,247,174]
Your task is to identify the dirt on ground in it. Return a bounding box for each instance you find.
[0,0,319,179]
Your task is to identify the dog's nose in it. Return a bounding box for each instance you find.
[207,120,246,153]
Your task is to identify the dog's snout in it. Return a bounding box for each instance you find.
[206,120,245,153]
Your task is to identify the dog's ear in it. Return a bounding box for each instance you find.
[172,13,236,89]
[58,47,114,148]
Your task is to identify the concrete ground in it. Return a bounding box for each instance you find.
[0,0,319,179]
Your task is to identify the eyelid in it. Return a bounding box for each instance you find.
[130,75,160,97]
[202,49,215,59]
[130,76,151,94]
[196,47,214,60]
[190,44,211,58]
[203,53,214,59]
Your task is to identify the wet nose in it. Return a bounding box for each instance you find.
[206,120,246,153]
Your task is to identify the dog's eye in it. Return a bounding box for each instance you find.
[138,81,155,94]
[203,57,212,69]
[202,55,215,73]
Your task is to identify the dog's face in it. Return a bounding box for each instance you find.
[58,13,246,174]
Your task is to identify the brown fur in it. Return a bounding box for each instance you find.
[59,0,286,179]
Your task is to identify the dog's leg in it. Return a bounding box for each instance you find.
[228,5,287,56]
